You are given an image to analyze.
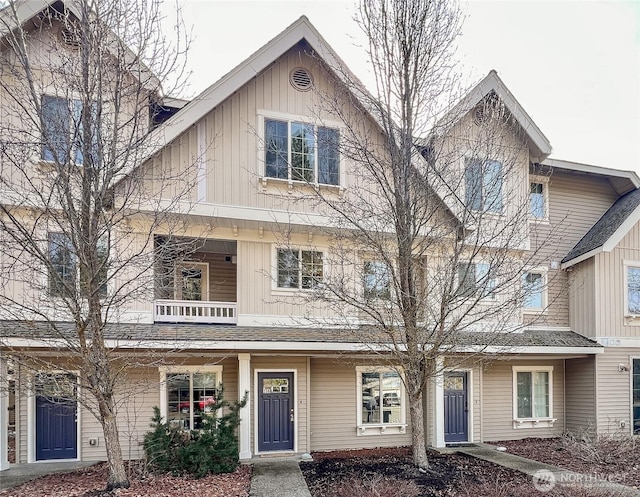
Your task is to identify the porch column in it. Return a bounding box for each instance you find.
[0,352,9,470]
[238,353,252,459]
[434,356,445,448]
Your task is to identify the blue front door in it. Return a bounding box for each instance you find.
[35,374,77,460]
[258,372,294,452]
[444,372,468,443]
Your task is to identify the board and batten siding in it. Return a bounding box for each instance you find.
[481,359,565,441]
[594,222,640,337]
[568,258,597,337]
[528,171,618,329]
[564,356,597,434]
[309,358,411,452]
[595,348,637,435]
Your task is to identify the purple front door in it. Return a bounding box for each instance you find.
[257,372,294,452]
[35,374,77,460]
[444,372,468,443]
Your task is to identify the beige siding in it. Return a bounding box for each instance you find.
[309,358,411,452]
[569,258,597,336]
[528,171,618,328]
[565,357,596,434]
[481,359,565,441]
[595,348,637,435]
[593,223,640,337]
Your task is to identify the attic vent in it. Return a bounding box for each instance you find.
[58,27,80,49]
[473,106,488,125]
[290,68,313,91]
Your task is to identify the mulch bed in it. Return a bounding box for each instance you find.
[0,462,251,497]
[301,445,632,496]
[496,437,640,489]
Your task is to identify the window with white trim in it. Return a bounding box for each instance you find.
[512,366,554,427]
[530,182,545,219]
[627,265,640,315]
[264,118,339,185]
[465,159,502,213]
[522,271,545,310]
[276,248,323,290]
[358,368,405,428]
[42,95,97,165]
[363,261,391,300]
[161,366,222,430]
[457,262,495,299]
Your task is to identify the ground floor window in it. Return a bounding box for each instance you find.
[633,359,640,435]
[160,366,222,430]
[512,366,553,425]
[358,368,404,426]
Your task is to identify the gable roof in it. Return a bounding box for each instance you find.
[0,0,159,89]
[562,187,640,268]
[429,70,552,163]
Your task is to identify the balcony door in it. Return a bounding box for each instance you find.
[176,263,209,301]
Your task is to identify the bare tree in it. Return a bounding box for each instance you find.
[286,0,562,468]
[0,0,193,489]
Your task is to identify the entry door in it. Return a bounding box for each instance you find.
[35,373,78,460]
[444,372,468,443]
[258,372,294,452]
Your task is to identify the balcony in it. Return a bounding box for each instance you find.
[154,299,237,324]
[154,237,237,325]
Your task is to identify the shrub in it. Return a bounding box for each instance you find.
[332,475,420,497]
[143,388,247,477]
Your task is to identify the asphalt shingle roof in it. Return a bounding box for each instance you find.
[0,321,601,350]
[562,188,640,264]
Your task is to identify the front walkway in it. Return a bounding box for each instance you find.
[0,461,94,491]
[247,455,312,497]
[457,444,640,496]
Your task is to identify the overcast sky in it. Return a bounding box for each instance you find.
[171,0,639,172]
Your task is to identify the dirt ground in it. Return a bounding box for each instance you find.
[0,462,251,497]
[300,444,637,497]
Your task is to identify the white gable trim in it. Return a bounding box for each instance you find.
[562,202,640,269]
[543,158,640,189]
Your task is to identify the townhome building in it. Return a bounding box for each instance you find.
[0,2,638,470]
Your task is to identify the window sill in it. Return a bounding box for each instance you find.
[357,424,407,436]
[271,287,319,297]
[260,176,343,194]
[513,418,556,429]
[523,308,546,314]
[529,217,550,225]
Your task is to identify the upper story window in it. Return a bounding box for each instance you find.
[41,95,97,165]
[627,265,640,315]
[265,119,339,186]
[363,261,391,300]
[457,262,495,300]
[530,183,545,219]
[522,271,545,311]
[48,232,107,298]
[276,248,323,290]
[465,159,502,213]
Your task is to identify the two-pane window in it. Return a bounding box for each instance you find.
[265,119,339,185]
[41,95,97,165]
[515,369,551,419]
[627,266,640,314]
[48,232,108,298]
[165,371,219,430]
[530,182,545,219]
[523,272,544,310]
[276,248,323,289]
[363,261,391,299]
[465,159,502,213]
[457,262,495,299]
[359,369,403,425]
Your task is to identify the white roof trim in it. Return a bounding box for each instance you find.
[543,158,640,188]
[2,337,603,355]
[430,70,552,161]
[562,202,640,269]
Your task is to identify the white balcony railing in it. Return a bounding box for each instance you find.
[154,300,237,324]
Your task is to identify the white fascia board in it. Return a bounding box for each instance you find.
[543,158,640,188]
[2,338,603,355]
[560,248,601,269]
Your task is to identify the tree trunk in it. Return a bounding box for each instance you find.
[408,389,429,468]
[98,397,129,490]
